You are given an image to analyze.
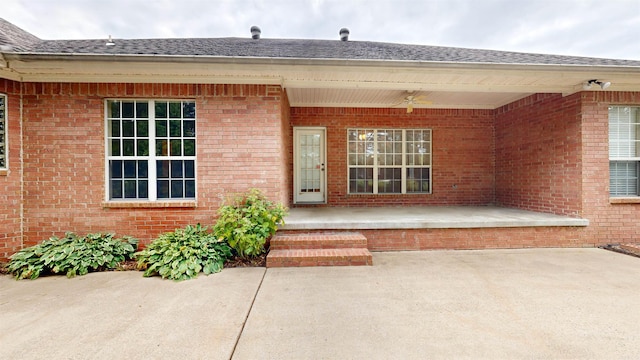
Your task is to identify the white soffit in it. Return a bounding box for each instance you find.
[287,88,532,109]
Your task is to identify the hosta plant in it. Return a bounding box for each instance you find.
[135,224,232,281]
[8,232,138,280]
[213,188,287,259]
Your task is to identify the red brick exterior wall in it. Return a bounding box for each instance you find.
[580,91,640,244]
[493,91,640,246]
[291,107,495,206]
[279,91,293,207]
[362,227,590,250]
[279,226,590,251]
[13,83,288,253]
[495,93,582,217]
[1,79,639,259]
[0,80,23,259]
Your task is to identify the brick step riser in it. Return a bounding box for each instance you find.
[270,232,368,251]
[267,232,373,267]
[267,258,373,267]
[270,242,368,250]
[267,249,373,268]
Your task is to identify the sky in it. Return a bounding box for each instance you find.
[2,0,640,60]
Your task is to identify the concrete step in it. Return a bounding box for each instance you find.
[266,231,373,267]
[270,231,368,250]
[266,248,373,267]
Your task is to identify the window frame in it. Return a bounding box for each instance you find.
[0,94,7,171]
[609,105,640,197]
[104,99,197,202]
[347,128,432,195]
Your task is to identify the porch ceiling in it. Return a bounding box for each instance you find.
[281,63,640,109]
[286,88,530,109]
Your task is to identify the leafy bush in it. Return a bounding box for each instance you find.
[213,188,287,258]
[8,233,138,280]
[135,224,232,281]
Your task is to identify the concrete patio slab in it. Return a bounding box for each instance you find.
[281,206,589,230]
[1,248,639,359]
[0,268,265,360]
[234,248,640,359]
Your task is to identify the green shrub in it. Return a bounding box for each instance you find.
[135,224,232,281]
[213,188,287,259]
[8,233,138,280]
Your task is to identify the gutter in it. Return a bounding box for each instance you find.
[4,51,640,74]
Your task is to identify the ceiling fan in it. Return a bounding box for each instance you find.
[393,91,433,113]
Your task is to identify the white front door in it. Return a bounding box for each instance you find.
[294,127,326,203]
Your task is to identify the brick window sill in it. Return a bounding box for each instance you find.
[0,169,7,176]
[610,197,640,204]
[102,201,197,209]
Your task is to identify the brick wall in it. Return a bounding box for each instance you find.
[494,91,640,246]
[279,226,589,250]
[580,91,640,245]
[4,81,640,258]
[0,80,23,259]
[291,107,495,206]
[279,91,293,207]
[17,83,288,250]
[495,93,582,217]
[362,227,589,250]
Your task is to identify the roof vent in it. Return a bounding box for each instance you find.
[250,26,261,39]
[339,28,349,41]
[105,35,115,46]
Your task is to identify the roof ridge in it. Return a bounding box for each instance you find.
[1,19,638,66]
[34,36,639,62]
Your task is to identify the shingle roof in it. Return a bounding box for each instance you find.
[0,18,40,51]
[2,18,640,67]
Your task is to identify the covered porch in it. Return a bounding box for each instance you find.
[281,206,589,230]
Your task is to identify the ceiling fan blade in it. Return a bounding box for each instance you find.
[388,92,433,113]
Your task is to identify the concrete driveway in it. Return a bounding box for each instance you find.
[1,248,639,359]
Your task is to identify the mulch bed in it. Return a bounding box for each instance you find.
[224,253,267,268]
[117,253,267,271]
[601,244,640,258]
[5,245,640,277]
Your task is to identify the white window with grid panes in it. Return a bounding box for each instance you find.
[0,94,6,169]
[348,129,431,194]
[609,106,640,196]
[106,100,196,201]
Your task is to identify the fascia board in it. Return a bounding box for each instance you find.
[5,52,640,72]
